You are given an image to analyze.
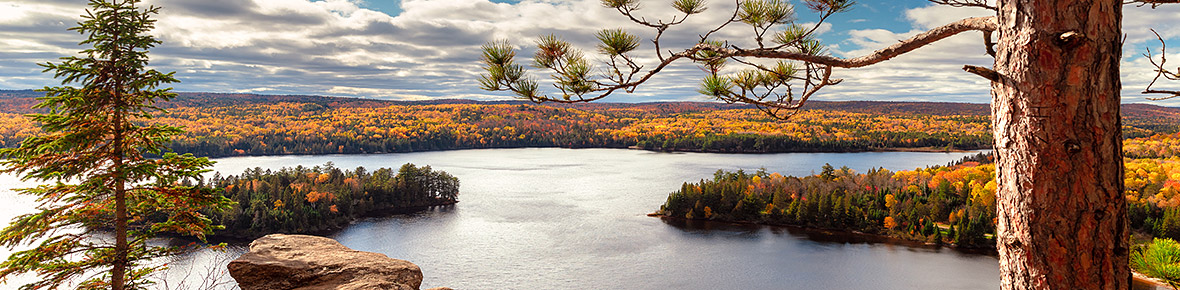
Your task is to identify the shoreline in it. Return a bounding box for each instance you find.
[647,212,996,253]
[1136,271,1176,289]
[649,213,1176,289]
[629,145,987,154]
[189,145,992,159]
[206,201,458,243]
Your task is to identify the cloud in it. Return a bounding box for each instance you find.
[800,22,834,36]
[0,0,1177,106]
[813,4,994,103]
[904,1,993,30]
[820,2,1180,106]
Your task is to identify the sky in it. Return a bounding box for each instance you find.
[0,0,1178,105]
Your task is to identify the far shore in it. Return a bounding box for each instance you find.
[182,145,992,159]
[628,145,989,154]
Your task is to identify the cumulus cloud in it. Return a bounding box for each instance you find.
[0,0,1177,106]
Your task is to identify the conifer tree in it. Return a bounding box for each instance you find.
[0,1,232,289]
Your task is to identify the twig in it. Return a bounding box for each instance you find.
[929,0,998,11]
[1124,0,1180,8]
[1142,29,1180,100]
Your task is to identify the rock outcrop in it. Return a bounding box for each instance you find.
[228,234,431,290]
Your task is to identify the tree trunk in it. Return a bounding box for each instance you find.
[992,0,1127,289]
[112,105,127,290]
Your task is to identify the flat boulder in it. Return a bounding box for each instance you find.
[228,234,424,290]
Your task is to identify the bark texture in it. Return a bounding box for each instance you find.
[992,0,1128,289]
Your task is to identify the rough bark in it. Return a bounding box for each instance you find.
[992,0,1128,289]
[112,144,127,290]
[112,70,128,290]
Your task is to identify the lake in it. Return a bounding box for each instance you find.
[0,148,1129,289]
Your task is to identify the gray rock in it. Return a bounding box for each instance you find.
[228,234,425,290]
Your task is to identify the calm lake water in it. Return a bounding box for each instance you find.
[1,148,1139,289]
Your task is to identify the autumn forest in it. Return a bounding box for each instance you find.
[5,90,1180,158]
[9,88,1180,284]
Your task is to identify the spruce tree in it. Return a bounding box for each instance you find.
[0,1,232,289]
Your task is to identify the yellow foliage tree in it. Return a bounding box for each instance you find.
[883,216,898,230]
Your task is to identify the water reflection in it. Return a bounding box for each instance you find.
[2,148,1004,290]
[661,217,1000,256]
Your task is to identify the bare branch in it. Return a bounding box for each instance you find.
[1124,0,1179,101]
[1125,0,1180,8]
[929,0,998,11]
[696,16,997,68]
[964,65,1000,82]
[1143,29,1180,100]
[701,0,743,42]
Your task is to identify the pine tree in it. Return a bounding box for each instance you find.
[0,1,232,289]
[480,0,1159,287]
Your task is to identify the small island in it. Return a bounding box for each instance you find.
[205,162,459,240]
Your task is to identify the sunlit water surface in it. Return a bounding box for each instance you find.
[3,148,1145,289]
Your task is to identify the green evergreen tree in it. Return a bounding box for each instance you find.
[820,163,836,181]
[947,224,957,244]
[933,225,943,245]
[0,1,232,289]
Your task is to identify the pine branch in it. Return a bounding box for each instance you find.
[480,1,996,119]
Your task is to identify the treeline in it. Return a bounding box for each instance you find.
[6,91,1180,157]
[659,154,997,248]
[163,103,631,157]
[660,140,1180,248]
[153,103,993,157]
[0,91,1001,156]
[633,131,990,153]
[204,163,458,239]
[6,91,1180,156]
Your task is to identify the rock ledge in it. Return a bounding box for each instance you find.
[228,234,437,290]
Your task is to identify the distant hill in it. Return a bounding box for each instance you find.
[4,88,1176,118]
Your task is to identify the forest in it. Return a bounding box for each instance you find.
[6,90,1180,157]
[203,162,459,239]
[658,132,1180,249]
[659,153,995,247]
[0,90,1103,155]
